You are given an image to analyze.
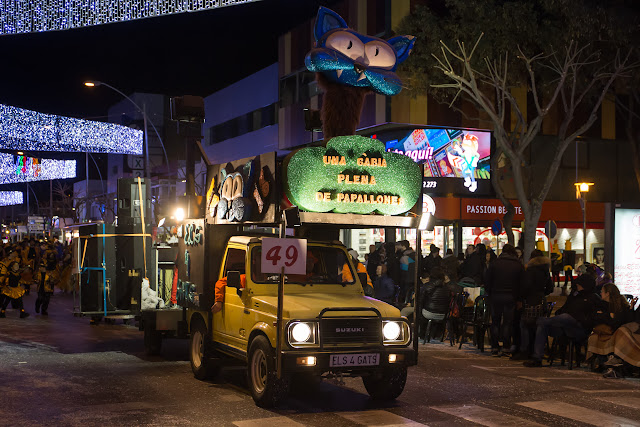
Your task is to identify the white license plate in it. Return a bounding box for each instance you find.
[329,353,379,367]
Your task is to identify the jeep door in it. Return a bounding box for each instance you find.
[217,246,249,350]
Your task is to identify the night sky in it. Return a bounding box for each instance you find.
[0,0,339,119]
[0,0,340,202]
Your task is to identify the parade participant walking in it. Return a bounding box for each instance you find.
[35,254,58,316]
[0,260,29,318]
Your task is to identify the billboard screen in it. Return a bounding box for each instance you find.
[375,127,492,195]
[614,208,640,298]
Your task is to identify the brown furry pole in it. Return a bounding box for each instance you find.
[317,73,370,141]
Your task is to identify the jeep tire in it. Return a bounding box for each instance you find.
[362,366,407,400]
[189,319,220,380]
[248,335,289,407]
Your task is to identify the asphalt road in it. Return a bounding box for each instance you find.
[1,291,639,426]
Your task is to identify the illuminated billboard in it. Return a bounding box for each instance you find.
[614,208,640,299]
[372,127,492,195]
[0,153,76,184]
[0,191,23,206]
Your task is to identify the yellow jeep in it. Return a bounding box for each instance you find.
[186,235,414,407]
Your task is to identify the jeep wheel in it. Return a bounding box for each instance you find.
[362,366,407,400]
[248,335,289,407]
[189,319,220,380]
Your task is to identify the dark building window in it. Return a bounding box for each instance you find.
[207,102,278,145]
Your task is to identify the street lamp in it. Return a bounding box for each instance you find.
[574,182,594,265]
[84,80,171,178]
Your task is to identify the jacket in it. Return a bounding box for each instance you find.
[484,253,524,299]
[556,289,604,330]
[461,251,485,285]
[398,249,416,287]
[519,256,552,306]
[342,260,373,289]
[594,300,634,330]
[422,253,443,275]
[441,254,460,282]
[373,274,396,303]
[420,279,451,315]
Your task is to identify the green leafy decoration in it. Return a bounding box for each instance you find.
[284,135,421,215]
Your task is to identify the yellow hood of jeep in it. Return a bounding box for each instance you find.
[252,293,402,319]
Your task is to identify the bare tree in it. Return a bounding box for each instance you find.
[432,35,632,258]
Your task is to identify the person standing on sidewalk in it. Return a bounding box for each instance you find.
[484,244,524,356]
[512,250,553,360]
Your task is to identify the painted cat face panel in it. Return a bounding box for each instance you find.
[305,7,415,96]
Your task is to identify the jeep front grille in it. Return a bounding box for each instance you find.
[320,317,381,348]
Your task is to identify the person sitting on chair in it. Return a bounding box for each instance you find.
[524,274,603,367]
[419,267,451,341]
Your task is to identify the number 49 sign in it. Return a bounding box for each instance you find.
[261,238,307,275]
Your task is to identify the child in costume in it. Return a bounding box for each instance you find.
[0,261,29,318]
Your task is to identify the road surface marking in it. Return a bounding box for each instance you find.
[336,410,426,426]
[432,356,477,360]
[596,396,640,409]
[518,400,640,426]
[233,416,305,427]
[517,376,594,383]
[564,386,640,394]
[431,404,544,426]
[471,365,525,371]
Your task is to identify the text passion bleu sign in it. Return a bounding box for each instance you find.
[284,135,421,215]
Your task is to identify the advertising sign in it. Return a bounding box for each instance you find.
[261,238,307,275]
[614,208,640,298]
[369,127,492,195]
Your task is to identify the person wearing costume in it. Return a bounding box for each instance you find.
[0,261,29,318]
[342,249,374,296]
[35,254,58,316]
[0,249,20,308]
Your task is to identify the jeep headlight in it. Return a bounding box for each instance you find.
[382,320,408,344]
[288,321,317,347]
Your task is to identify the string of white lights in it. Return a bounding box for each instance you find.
[0,103,143,154]
[0,191,23,206]
[0,0,259,36]
[0,153,76,184]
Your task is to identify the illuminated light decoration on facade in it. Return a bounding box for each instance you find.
[0,103,143,154]
[0,153,75,184]
[0,191,23,206]
[0,0,259,36]
[284,135,421,215]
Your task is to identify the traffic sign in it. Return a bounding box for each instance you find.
[128,155,145,170]
[261,238,307,275]
[545,220,557,239]
[491,219,503,236]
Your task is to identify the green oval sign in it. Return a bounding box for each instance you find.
[284,135,421,215]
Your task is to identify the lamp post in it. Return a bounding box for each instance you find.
[84,80,171,179]
[575,182,594,265]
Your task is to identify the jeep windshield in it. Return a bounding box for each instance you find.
[250,245,357,285]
